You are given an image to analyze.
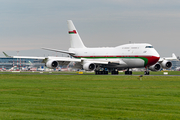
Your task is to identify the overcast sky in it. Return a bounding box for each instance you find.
[0,0,180,57]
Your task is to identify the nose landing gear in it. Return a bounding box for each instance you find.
[144,67,150,75]
[144,71,150,75]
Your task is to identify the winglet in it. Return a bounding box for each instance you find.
[3,52,11,57]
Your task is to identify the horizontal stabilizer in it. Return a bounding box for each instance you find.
[42,47,75,56]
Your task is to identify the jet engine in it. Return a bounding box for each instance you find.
[83,62,96,71]
[160,60,172,69]
[149,63,161,71]
[46,60,58,69]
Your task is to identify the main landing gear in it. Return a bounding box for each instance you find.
[95,69,119,75]
[95,70,119,75]
[95,70,108,75]
[111,70,119,75]
[125,68,132,75]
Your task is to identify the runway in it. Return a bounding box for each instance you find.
[0,71,180,76]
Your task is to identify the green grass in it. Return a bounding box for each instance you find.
[0,74,180,119]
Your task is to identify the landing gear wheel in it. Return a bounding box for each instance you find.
[111,71,119,75]
[125,69,132,75]
[144,71,150,75]
[95,70,108,75]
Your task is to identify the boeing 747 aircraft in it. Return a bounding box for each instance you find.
[4,20,178,75]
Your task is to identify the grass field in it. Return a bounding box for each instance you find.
[0,73,180,119]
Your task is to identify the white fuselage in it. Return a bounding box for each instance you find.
[69,43,160,69]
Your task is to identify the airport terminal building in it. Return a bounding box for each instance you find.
[0,57,44,71]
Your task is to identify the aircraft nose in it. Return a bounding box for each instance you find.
[155,51,160,58]
[145,49,160,66]
[146,56,160,66]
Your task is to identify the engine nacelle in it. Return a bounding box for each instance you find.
[160,60,172,69]
[83,62,96,71]
[46,60,58,69]
[149,63,161,71]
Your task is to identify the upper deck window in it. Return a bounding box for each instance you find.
[145,46,153,48]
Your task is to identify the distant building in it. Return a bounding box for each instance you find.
[0,57,44,70]
[171,61,180,70]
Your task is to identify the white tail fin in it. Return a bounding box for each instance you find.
[161,53,178,61]
[67,20,86,48]
[172,53,177,59]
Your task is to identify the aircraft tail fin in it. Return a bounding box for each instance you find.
[29,61,32,64]
[172,53,177,59]
[67,20,86,48]
[160,53,178,61]
[3,52,11,57]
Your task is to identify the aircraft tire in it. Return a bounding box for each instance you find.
[95,70,108,75]
[125,71,132,75]
[111,71,118,75]
[144,71,150,75]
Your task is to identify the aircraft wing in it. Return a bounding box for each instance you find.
[3,51,45,59]
[2,52,111,64]
[159,53,178,62]
[10,56,46,59]
[3,52,126,70]
[48,56,81,62]
[48,57,111,64]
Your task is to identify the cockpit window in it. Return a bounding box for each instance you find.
[145,46,153,48]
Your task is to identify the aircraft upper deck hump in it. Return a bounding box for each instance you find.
[67,20,86,48]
